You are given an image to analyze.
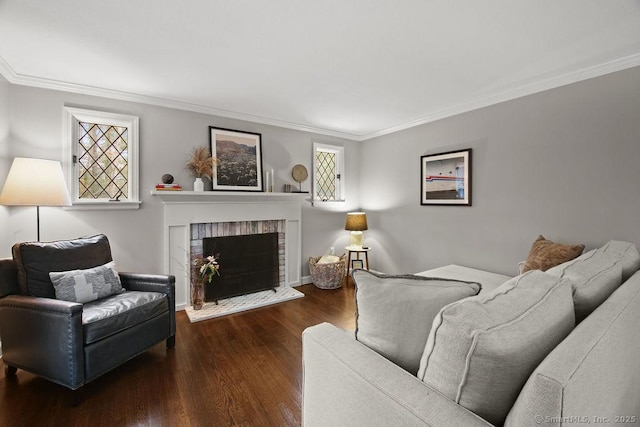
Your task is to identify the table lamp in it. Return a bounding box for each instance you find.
[345,212,368,248]
[0,157,72,241]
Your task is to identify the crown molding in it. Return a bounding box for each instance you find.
[2,53,639,142]
[360,53,640,141]
[0,56,361,141]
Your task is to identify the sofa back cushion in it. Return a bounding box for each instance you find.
[417,270,575,426]
[12,234,113,298]
[352,269,481,375]
[506,271,640,426]
[599,240,640,282]
[546,249,623,322]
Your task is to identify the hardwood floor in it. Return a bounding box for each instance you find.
[0,283,356,427]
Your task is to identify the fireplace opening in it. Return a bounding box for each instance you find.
[202,232,280,303]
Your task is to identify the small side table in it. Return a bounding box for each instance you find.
[345,246,371,278]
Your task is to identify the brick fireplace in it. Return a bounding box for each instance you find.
[191,220,285,301]
[153,191,304,310]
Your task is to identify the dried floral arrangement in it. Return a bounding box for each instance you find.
[193,255,220,283]
[186,146,217,179]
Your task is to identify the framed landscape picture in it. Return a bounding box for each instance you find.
[420,148,471,206]
[210,127,263,191]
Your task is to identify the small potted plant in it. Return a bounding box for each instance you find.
[186,146,217,191]
[191,255,220,309]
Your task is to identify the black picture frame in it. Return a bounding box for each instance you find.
[209,126,264,191]
[351,259,364,270]
[420,148,472,206]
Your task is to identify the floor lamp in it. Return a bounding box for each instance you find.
[0,157,72,241]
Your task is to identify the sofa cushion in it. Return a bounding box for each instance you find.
[417,270,575,426]
[415,264,512,294]
[521,235,584,272]
[352,269,481,375]
[546,249,623,322]
[49,261,123,303]
[12,234,113,298]
[599,240,640,281]
[506,271,640,426]
[82,290,168,345]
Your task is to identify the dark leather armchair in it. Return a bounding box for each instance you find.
[0,234,175,391]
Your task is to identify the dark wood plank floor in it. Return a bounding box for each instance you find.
[0,282,355,427]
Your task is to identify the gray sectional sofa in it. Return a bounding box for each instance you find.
[302,241,640,426]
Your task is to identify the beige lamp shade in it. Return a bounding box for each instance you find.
[0,157,71,206]
[0,157,71,241]
[345,212,368,247]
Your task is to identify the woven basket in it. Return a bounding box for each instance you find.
[309,254,346,289]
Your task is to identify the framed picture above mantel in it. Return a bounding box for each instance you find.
[210,126,264,192]
[420,148,472,206]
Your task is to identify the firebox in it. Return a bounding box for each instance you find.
[202,232,279,303]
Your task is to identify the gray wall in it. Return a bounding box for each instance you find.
[2,67,639,279]
[0,84,362,275]
[360,66,640,276]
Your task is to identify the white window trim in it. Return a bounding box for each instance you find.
[312,142,345,203]
[63,107,140,210]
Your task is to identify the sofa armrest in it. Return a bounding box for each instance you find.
[0,295,84,389]
[119,272,176,336]
[302,323,493,427]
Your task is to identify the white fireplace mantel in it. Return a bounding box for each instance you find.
[151,190,310,203]
[153,190,306,310]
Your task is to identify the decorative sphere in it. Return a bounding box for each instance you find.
[161,174,174,184]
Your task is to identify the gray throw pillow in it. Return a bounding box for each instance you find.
[49,261,123,303]
[417,270,575,426]
[352,269,481,375]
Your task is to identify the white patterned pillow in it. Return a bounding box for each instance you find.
[49,261,123,303]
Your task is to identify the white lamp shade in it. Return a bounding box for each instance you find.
[0,157,71,206]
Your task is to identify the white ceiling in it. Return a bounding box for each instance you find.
[1,0,639,141]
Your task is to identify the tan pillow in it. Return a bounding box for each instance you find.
[522,235,584,272]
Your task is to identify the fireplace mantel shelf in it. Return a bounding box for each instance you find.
[151,190,309,203]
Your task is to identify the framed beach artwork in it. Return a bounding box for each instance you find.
[420,149,471,206]
[210,127,264,191]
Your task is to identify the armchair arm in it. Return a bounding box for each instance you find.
[0,295,84,389]
[302,323,493,427]
[118,272,176,336]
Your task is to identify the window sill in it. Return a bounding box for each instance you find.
[64,201,142,211]
[311,199,346,207]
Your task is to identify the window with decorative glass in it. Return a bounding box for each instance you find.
[63,107,140,209]
[312,142,345,202]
